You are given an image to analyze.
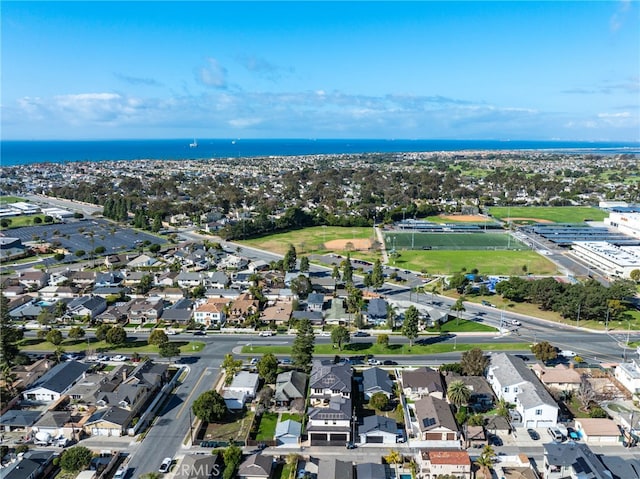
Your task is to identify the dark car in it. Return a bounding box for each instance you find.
[353,331,370,337]
[346,442,356,449]
[383,360,398,366]
[527,428,540,440]
[193,330,206,336]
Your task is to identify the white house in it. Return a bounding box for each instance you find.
[193,298,228,327]
[223,372,259,410]
[358,415,399,445]
[574,418,621,445]
[22,361,91,403]
[275,419,302,446]
[614,358,640,394]
[486,353,558,428]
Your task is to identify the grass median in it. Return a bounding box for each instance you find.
[242,340,526,356]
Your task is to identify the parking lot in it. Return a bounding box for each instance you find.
[6,218,162,257]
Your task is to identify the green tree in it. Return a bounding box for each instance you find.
[68,326,85,340]
[386,303,397,330]
[137,274,154,294]
[105,326,127,345]
[292,318,315,372]
[159,341,180,360]
[451,296,466,326]
[46,329,64,346]
[331,325,350,351]
[460,348,488,376]
[283,244,297,272]
[53,252,65,261]
[630,269,640,283]
[531,341,558,363]
[447,380,471,406]
[299,256,310,273]
[402,305,420,347]
[331,265,341,283]
[95,323,111,341]
[377,333,389,348]
[290,274,313,300]
[0,293,23,365]
[363,272,373,291]
[75,249,86,258]
[475,445,496,479]
[192,390,227,422]
[369,392,390,411]
[60,446,93,472]
[149,243,161,254]
[222,444,243,479]
[257,353,279,383]
[148,329,169,346]
[221,354,243,385]
[341,254,353,284]
[371,259,384,289]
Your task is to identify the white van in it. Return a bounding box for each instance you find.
[113,468,127,479]
[548,427,564,441]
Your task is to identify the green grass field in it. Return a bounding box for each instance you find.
[384,232,528,250]
[389,249,557,275]
[239,226,375,255]
[487,206,607,223]
[424,215,496,225]
[0,196,24,204]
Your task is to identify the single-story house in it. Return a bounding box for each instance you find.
[358,415,398,445]
[574,418,621,445]
[238,454,273,479]
[402,367,444,400]
[362,367,394,400]
[175,453,222,479]
[355,463,387,479]
[274,371,307,408]
[22,361,91,403]
[275,419,302,445]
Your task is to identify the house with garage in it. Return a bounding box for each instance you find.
[402,367,445,400]
[127,297,163,325]
[543,442,612,479]
[413,396,460,443]
[486,353,559,428]
[362,367,394,400]
[309,361,352,406]
[574,418,621,445]
[84,406,131,437]
[22,361,91,403]
[364,298,388,325]
[18,271,50,290]
[208,271,230,289]
[223,371,259,410]
[307,395,353,446]
[65,295,107,320]
[161,298,194,325]
[176,271,205,288]
[274,370,307,409]
[2,450,57,479]
[306,293,325,312]
[260,300,293,326]
[356,463,388,479]
[418,450,472,479]
[237,453,273,479]
[94,272,124,288]
[318,458,353,479]
[193,298,228,327]
[357,415,399,445]
[532,363,583,394]
[275,418,302,445]
[443,373,494,412]
[614,357,640,395]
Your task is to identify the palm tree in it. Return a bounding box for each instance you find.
[474,451,494,479]
[451,296,466,326]
[496,398,512,419]
[447,380,472,407]
[385,450,402,479]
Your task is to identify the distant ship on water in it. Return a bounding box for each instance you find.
[189,138,198,148]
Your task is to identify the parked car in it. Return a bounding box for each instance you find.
[249,358,258,366]
[258,330,274,337]
[559,350,576,358]
[345,442,356,449]
[111,355,128,362]
[193,330,206,336]
[353,331,370,337]
[280,358,292,365]
[159,457,173,473]
[547,427,565,441]
[527,428,540,440]
[367,358,381,366]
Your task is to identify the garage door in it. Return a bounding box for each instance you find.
[310,433,327,446]
[366,436,384,444]
[536,420,554,428]
[331,434,348,443]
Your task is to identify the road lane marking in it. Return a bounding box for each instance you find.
[176,367,217,420]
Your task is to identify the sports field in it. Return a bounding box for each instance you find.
[239,226,375,255]
[388,249,557,275]
[0,196,24,204]
[425,214,497,225]
[487,206,607,223]
[384,232,528,250]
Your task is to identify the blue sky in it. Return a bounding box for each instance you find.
[2,1,639,141]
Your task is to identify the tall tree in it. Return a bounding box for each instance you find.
[105,326,127,345]
[192,390,227,422]
[402,306,420,347]
[292,318,315,371]
[67,326,85,340]
[460,348,488,376]
[451,296,466,326]
[371,259,384,290]
[257,353,279,383]
[46,329,64,346]
[159,342,180,361]
[531,341,558,363]
[447,380,472,407]
[0,293,23,366]
[221,354,243,385]
[59,446,93,472]
[222,444,243,479]
[331,325,350,351]
[283,244,297,272]
[299,256,310,273]
[148,329,169,346]
[341,254,353,284]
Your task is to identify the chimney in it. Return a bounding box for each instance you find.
[122,369,127,381]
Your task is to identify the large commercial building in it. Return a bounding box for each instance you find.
[570,241,640,279]
[605,211,640,239]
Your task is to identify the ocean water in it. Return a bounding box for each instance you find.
[1,138,639,166]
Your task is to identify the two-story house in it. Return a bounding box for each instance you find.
[486,353,559,429]
[128,297,163,325]
[413,396,460,443]
[402,367,445,400]
[193,298,228,327]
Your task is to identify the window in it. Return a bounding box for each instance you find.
[513,387,518,393]
[503,387,509,393]
[535,409,543,415]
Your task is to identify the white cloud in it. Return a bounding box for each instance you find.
[199,57,227,88]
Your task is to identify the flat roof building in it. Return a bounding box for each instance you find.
[570,241,640,279]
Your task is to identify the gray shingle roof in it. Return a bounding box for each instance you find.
[359,415,396,435]
[356,463,387,479]
[402,367,443,394]
[275,370,307,402]
[362,367,393,396]
[310,362,352,393]
[24,360,90,395]
[414,396,458,433]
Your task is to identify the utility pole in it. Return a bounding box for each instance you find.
[576,302,581,328]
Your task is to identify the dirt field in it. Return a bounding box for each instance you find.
[505,217,554,223]
[324,238,373,251]
[440,214,488,222]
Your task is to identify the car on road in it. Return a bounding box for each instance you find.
[345,442,356,449]
[527,428,540,440]
[159,457,173,473]
[383,360,398,366]
[249,358,258,366]
[316,331,331,337]
[481,300,496,307]
[193,330,206,336]
[280,358,292,365]
[511,320,521,326]
[258,330,274,337]
[111,355,128,362]
[352,331,370,337]
[559,350,576,358]
[97,354,110,362]
[367,358,381,366]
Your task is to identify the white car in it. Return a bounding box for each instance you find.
[258,330,274,337]
[159,457,173,473]
[111,355,128,362]
[316,331,331,337]
[559,350,577,358]
[511,320,521,326]
[367,358,381,366]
